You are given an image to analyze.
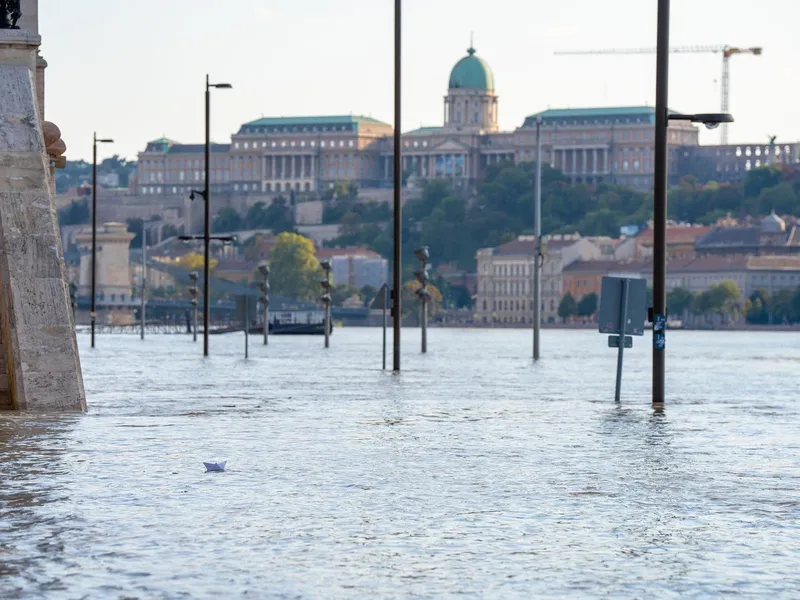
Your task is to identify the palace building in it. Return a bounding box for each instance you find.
[133,44,716,197]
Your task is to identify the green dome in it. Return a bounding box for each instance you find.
[448,47,494,92]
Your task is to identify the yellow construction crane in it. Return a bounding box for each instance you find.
[554,45,763,144]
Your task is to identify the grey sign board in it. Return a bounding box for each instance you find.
[598,276,647,336]
[370,284,390,310]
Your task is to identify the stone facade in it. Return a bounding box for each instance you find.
[131,45,705,197]
[75,222,135,302]
[475,234,602,324]
[0,19,86,411]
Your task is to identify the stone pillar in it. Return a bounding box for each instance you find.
[582,149,587,175]
[604,148,609,173]
[281,155,286,179]
[271,156,276,180]
[0,29,86,411]
[593,148,598,174]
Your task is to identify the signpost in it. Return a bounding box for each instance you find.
[598,276,647,401]
[371,284,390,370]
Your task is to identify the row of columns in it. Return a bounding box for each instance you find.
[262,154,317,180]
[554,147,610,175]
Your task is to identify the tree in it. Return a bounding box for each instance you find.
[359,284,378,307]
[745,289,770,324]
[331,283,360,306]
[268,232,321,301]
[667,287,695,319]
[58,199,90,226]
[174,252,218,272]
[401,281,443,323]
[558,293,577,324]
[577,293,598,318]
[212,207,243,233]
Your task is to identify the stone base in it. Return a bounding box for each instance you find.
[0,41,86,411]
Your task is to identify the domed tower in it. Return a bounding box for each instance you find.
[444,45,498,133]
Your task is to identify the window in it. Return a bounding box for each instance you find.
[262,142,267,148]
[456,111,461,122]
[271,141,276,148]
[311,141,316,147]
[301,141,306,147]
[234,142,239,149]
[413,141,418,148]
[291,141,296,147]
[281,141,287,148]
[339,141,344,147]
[244,142,249,149]
[473,112,478,123]
[234,183,239,191]
[179,171,185,181]
[321,141,326,148]
[349,140,354,147]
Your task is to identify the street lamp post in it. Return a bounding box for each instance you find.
[392,0,402,372]
[91,132,113,349]
[258,263,270,346]
[320,259,332,349]
[140,219,146,341]
[414,246,430,353]
[179,233,234,352]
[201,75,232,357]
[189,271,199,342]
[533,116,543,361]
[652,0,733,405]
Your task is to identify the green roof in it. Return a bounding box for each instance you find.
[522,106,686,128]
[147,137,179,145]
[449,47,494,92]
[406,127,443,136]
[241,115,390,130]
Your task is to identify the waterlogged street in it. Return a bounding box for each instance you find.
[1,329,799,598]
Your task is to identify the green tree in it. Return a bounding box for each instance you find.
[401,281,443,323]
[57,199,90,226]
[269,232,321,301]
[577,293,598,318]
[745,289,771,324]
[558,293,577,324]
[771,288,796,324]
[331,283,360,306]
[667,287,695,319]
[359,284,378,307]
[212,207,243,233]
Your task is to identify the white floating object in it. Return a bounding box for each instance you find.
[204,461,227,472]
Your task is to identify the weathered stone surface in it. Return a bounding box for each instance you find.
[0,54,85,411]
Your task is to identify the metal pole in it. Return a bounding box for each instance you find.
[193,300,198,342]
[91,134,97,349]
[382,303,387,370]
[614,278,630,402]
[324,271,330,349]
[653,0,670,405]
[533,117,543,361]
[203,75,211,357]
[263,300,268,346]
[421,295,427,353]
[392,0,402,372]
[244,295,249,359]
[141,219,146,340]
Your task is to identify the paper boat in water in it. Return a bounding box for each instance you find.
[203,461,227,472]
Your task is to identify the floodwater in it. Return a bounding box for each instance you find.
[1,329,799,598]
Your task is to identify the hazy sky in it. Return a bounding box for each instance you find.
[40,0,797,162]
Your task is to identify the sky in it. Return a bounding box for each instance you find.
[40,0,798,162]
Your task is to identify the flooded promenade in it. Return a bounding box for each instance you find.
[1,329,799,598]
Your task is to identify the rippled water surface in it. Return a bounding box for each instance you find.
[1,329,799,598]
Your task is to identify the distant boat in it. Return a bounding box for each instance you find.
[213,310,334,336]
[203,461,226,472]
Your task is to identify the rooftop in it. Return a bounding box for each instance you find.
[240,115,391,134]
[636,226,711,246]
[406,127,444,136]
[522,106,684,128]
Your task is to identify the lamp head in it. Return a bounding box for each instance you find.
[257,262,270,277]
[320,259,331,271]
[414,246,430,263]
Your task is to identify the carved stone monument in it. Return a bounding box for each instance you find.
[0,1,86,411]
